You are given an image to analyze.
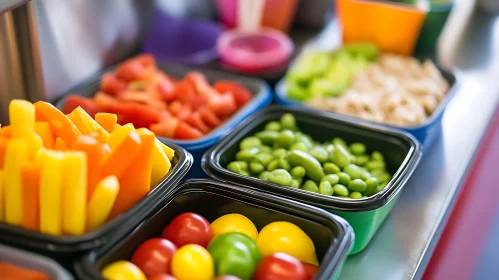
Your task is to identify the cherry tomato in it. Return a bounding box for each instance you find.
[302,263,319,280]
[171,244,214,280]
[214,276,242,280]
[254,253,307,280]
[162,213,214,247]
[101,261,146,280]
[131,238,177,277]
[148,274,177,280]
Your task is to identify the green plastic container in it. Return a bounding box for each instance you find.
[203,106,422,254]
[416,0,454,52]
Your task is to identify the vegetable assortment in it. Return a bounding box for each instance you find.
[62,54,253,140]
[226,113,392,199]
[102,212,319,280]
[0,100,174,235]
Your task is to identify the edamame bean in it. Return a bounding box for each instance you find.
[290,142,308,152]
[250,162,265,174]
[236,161,249,170]
[349,192,363,199]
[365,177,379,196]
[279,157,291,170]
[370,168,386,178]
[338,172,351,186]
[353,155,369,166]
[259,171,270,180]
[267,169,292,186]
[276,130,295,148]
[280,113,297,130]
[272,148,288,159]
[349,142,366,155]
[254,131,279,146]
[365,160,386,171]
[267,159,280,171]
[343,164,363,180]
[324,144,335,153]
[240,137,262,150]
[323,162,341,174]
[309,146,329,163]
[331,144,351,168]
[332,137,347,148]
[290,166,306,178]
[235,148,259,161]
[332,184,349,197]
[377,172,391,184]
[376,181,388,193]
[348,179,367,192]
[265,121,281,131]
[302,180,320,193]
[288,150,325,181]
[255,153,273,167]
[360,170,372,180]
[227,161,243,174]
[321,174,339,185]
[319,181,334,196]
[259,145,272,153]
[371,151,384,161]
[290,178,303,188]
[240,170,250,176]
[294,133,314,148]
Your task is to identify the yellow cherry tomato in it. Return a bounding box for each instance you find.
[102,261,146,280]
[256,221,319,266]
[171,244,214,280]
[211,213,258,240]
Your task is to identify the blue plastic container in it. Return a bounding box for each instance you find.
[274,68,459,149]
[56,62,272,178]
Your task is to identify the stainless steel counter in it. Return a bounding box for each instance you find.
[337,2,499,280]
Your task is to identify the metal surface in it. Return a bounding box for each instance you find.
[336,1,499,280]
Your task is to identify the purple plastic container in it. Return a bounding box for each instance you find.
[142,12,224,65]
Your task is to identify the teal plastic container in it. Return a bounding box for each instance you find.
[203,106,422,254]
[415,1,454,53]
[74,179,353,280]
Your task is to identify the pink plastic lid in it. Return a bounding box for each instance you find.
[217,28,294,74]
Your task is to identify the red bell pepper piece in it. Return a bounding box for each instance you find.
[62,95,101,117]
[174,121,204,140]
[186,112,211,134]
[187,72,237,117]
[100,72,127,96]
[214,81,252,107]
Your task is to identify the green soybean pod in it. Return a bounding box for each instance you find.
[349,142,367,155]
[309,146,329,163]
[267,169,293,186]
[290,166,306,178]
[371,151,385,161]
[331,144,351,168]
[319,181,334,196]
[338,172,351,186]
[332,137,347,148]
[227,161,243,174]
[272,148,288,159]
[235,148,259,162]
[290,142,309,152]
[348,179,367,192]
[288,150,325,181]
[333,184,349,197]
[276,130,295,148]
[267,159,280,171]
[259,171,270,181]
[280,113,297,131]
[365,177,379,196]
[321,174,340,185]
[250,162,265,174]
[254,131,279,146]
[302,180,320,193]
[279,157,292,171]
[265,121,281,132]
[343,164,363,180]
[323,162,341,174]
[239,137,262,150]
[365,160,386,171]
[349,191,363,199]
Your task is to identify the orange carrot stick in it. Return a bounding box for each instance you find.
[34,101,81,145]
[71,136,107,199]
[20,162,41,231]
[101,130,141,178]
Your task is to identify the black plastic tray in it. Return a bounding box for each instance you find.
[74,179,354,280]
[202,105,422,212]
[0,142,193,267]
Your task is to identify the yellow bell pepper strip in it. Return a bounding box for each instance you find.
[9,100,43,159]
[71,136,106,200]
[39,150,65,235]
[150,141,171,187]
[106,123,135,150]
[101,130,141,178]
[0,138,7,169]
[34,122,55,149]
[95,113,118,133]
[20,162,41,231]
[62,151,87,235]
[86,176,119,232]
[0,170,4,221]
[157,140,175,161]
[109,128,154,219]
[54,138,67,151]
[34,101,81,145]
[67,107,109,143]
[4,139,29,226]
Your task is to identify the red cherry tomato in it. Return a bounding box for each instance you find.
[254,253,307,280]
[131,238,177,277]
[214,276,242,280]
[148,274,177,280]
[302,263,319,280]
[161,212,214,247]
